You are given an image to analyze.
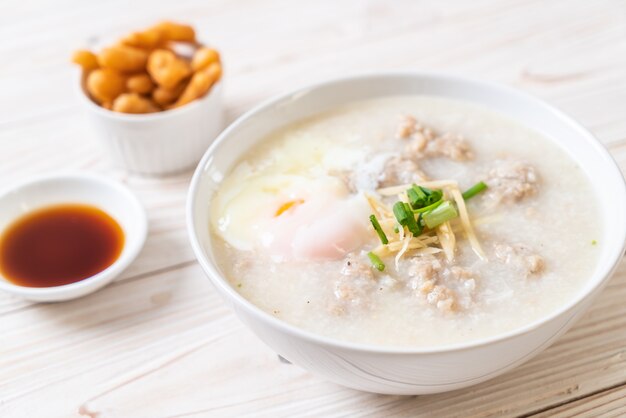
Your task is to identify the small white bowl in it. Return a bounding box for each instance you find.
[187,72,626,394]
[0,172,147,302]
[78,77,224,176]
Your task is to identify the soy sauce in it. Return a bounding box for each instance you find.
[0,204,124,287]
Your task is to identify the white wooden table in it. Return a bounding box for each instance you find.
[2,1,626,416]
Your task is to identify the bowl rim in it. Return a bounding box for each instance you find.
[0,171,148,299]
[187,70,626,354]
[75,70,223,122]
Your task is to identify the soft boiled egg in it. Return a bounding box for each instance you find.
[211,174,371,261]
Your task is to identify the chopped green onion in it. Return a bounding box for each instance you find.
[412,199,444,214]
[392,201,422,236]
[369,214,388,244]
[417,184,442,202]
[408,184,443,209]
[591,240,597,246]
[423,200,458,229]
[367,251,385,271]
[404,203,422,235]
[425,189,443,205]
[393,201,411,225]
[407,186,427,209]
[462,181,488,200]
[393,224,399,233]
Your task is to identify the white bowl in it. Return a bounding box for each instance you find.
[187,72,626,394]
[78,77,223,176]
[0,172,147,302]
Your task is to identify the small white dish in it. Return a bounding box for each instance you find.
[77,75,224,176]
[187,72,626,394]
[0,172,147,302]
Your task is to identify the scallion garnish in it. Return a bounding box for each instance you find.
[422,200,458,229]
[393,201,421,235]
[462,181,488,200]
[393,201,411,225]
[424,188,443,205]
[367,251,385,271]
[369,214,388,245]
[405,203,423,235]
[412,198,444,214]
[408,184,443,209]
[407,186,427,209]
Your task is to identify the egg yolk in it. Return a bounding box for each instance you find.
[275,199,304,217]
[213,175,371,261]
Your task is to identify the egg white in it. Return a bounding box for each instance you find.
[210,133,377,260]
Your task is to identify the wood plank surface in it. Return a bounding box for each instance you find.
[1,0,625,416]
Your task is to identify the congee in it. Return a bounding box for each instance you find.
[210,96,601,347]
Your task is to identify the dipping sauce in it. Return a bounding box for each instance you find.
[0,204,124,287]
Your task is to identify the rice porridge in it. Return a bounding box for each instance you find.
[209,96,601,347]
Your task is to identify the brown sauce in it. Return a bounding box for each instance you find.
[0,204,124,287]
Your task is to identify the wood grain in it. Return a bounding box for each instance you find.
[1,0,625,416]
